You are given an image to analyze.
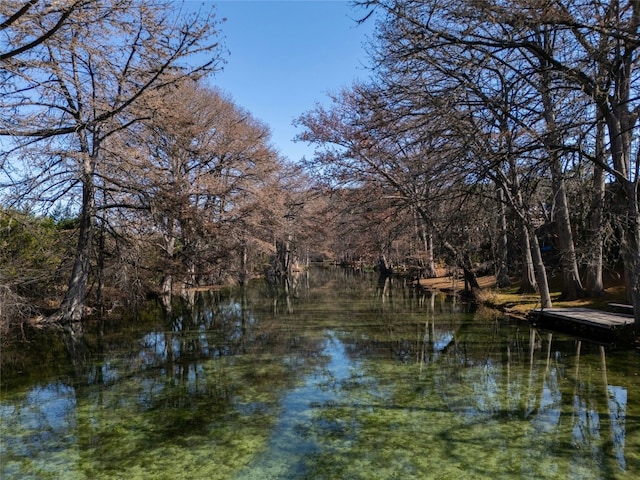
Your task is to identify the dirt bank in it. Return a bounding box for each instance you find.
[417,270,629,321]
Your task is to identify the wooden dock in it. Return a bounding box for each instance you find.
[528,307,635,343]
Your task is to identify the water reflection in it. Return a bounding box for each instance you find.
[236,331,357,479]
[1,268,639,479]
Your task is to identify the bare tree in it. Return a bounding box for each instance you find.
[297,84,488,292]
[119,81,283,295]
[353,3,556,304]
[0,0,224,325]
[0,0,86,63]
[356,0,640,316]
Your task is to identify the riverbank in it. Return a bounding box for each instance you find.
[417,270,629,321]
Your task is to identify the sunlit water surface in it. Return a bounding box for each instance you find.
[1,268,639,479]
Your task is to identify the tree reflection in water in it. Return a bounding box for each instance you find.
[1,268,639,479]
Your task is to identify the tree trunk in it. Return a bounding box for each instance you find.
[551,160,585,300]
[96,219,106,318]
[462,257,480,292]
[276,234,292,278]
[425,232,436,278]
[161,275,173,298]
[240,242,248,286]
[529,225,552,309]
[495,188,511,288]
[442,241,479,293]
[615,177,640,335]
[55,169,95,325]
[415,210,436,278]
[584,119,606,296]
[519,224,538,294]
[378,254,393,275]
[629,231,640,338]
[539,49,584,300]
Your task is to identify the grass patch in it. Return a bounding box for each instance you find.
[420,272,629,319]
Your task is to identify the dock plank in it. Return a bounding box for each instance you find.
[530,307,634,329]
[608,302,634,314]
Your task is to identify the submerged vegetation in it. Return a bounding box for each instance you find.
[1,270,639,479]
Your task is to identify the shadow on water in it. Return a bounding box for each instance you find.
[1,267,640,479]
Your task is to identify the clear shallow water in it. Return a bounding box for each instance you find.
[1,268,639,479]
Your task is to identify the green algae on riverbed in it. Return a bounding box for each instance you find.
[2,270,640,479]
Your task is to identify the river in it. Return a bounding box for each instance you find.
[1,267,639,479]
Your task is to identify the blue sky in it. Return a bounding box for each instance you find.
[192,1,375,162]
